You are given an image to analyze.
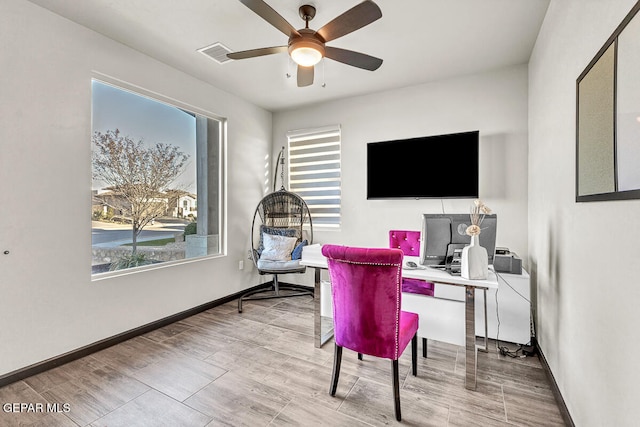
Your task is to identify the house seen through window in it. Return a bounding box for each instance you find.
[91,79,224,275]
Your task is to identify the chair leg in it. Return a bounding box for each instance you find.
[273,274,281,295]
[392,359,401,421]
[330,345,343,396]
[422,337,428,358]
[357,353,363,360]
[412,334,418,377]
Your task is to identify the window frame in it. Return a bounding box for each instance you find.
[287,125,342,230]
[90,75,227,280]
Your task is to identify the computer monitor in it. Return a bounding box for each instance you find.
[420,213,497,266]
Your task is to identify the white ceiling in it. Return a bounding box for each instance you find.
[27,0,550,112]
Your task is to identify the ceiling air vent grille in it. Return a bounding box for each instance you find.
[198,42,233,64]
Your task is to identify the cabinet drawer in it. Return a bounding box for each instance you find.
[433,283,465,301]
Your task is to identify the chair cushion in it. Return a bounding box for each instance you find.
[257,259,303,271]
[260,233,298,261]
[401,278,435,297]
[257,226,298,256]
[291,239,308,260]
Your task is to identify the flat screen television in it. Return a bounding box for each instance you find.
[367,130,479,199]
[420,213,497,267]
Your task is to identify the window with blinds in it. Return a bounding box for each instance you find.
[287,125,341,228]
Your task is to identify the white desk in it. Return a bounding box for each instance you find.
[300,245,499,390]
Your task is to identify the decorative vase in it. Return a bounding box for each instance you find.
[461,235,488,280]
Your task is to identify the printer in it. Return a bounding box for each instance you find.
[493,247,522,274]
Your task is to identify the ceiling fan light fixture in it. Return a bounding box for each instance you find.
[288,33,325,67]
[291,46,322,66]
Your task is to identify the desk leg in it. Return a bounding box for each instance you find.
[465,285,477,390]
[314,267,322,348]
[479,288,489,353]
[313,268,334,348]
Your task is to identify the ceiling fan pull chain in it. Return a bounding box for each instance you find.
[322,59,326,88]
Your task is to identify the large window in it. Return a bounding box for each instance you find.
[91,79,224,275]
[287,125,341,228]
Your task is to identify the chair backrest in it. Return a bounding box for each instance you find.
[321,244,404,360]
[389,230,421,257]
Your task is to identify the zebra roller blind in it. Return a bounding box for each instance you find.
[287,125,341,228]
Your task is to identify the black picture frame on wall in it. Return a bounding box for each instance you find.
[576,0,640,202]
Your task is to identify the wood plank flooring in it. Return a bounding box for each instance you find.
[0,296,565,426]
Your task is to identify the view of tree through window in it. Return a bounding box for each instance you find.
[91,80,223,275]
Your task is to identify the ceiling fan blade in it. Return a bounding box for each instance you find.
[316,1,382,43]
[227,46,287,60]
[239,0,300,37]
[325,46,383,71]
[297,65,314,87]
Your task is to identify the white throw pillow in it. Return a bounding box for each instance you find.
[260,233,298,261]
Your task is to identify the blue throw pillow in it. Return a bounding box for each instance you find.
[291,239,308,260]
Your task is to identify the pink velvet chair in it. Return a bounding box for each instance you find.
[322,244,418,421]
[389,230,434,358]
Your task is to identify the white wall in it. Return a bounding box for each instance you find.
[529,0,640,425]
[273,65,529,266]
[0,0,270,377]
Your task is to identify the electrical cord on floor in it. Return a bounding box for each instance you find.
[498,343,525,358]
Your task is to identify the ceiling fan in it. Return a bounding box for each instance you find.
[227,0,383,87]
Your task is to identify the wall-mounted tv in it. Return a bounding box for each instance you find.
[367,130,479,199]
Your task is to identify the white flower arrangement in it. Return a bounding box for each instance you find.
[465,199,492,236]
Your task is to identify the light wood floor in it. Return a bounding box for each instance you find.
[0,295,565,426]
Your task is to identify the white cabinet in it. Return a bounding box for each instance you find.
[402,269,531,347]
[475,270,531,345]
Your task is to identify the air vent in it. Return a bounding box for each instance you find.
[198,42,233,64]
